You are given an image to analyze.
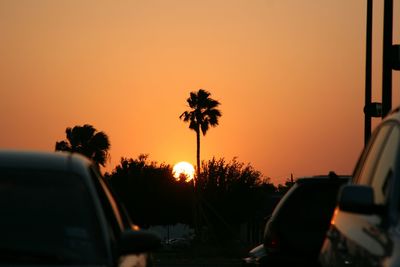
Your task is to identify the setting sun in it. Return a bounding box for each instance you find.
[172,161,195,182]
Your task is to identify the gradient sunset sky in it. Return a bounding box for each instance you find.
[1,0,399,184]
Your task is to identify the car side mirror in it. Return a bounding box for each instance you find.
[119,229,161,255]
[338,185,382,215]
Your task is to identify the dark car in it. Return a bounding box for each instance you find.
[0,150,160,266]
[319,107,400,267]
[243,173,349,267]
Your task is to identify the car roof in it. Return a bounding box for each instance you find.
[295,173,351,184]
[382,106,400,125]
[0,149,92,175]
[268,175,350,222]
[388,106,400,119]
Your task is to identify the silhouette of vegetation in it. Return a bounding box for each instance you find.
[180,89,222,178]
[52,121,296,255]
[55,124,110,167]
[195,157,277,243]
[106,155,279,244]
[277,179,295,194]
[106,154,193,227]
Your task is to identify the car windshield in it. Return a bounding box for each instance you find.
[0,169,107,264]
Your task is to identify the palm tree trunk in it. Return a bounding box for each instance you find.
[194,128,201,239]
[196,129,200,180]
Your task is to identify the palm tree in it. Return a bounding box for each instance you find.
[55,124,110,167]
[180,89,221,179]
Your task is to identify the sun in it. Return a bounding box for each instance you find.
[172,161,195,182]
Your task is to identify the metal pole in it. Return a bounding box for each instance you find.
[382,0,393,118]
[365,0,373,145]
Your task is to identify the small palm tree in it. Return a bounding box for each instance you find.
[180,89,221,179]
[55,124,110,167]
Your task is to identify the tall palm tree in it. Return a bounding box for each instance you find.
[180,89,221,179]
[55,124,110,167]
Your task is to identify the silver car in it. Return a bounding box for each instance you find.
[319,106,400,267]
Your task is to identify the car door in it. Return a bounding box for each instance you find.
[321,122,399,267]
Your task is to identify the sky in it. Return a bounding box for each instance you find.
[1,0,399,185]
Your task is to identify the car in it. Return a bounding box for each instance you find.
[319,106,400,267]
[0,150,161,266]
[243,173,349,267]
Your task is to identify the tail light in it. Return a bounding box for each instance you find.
[264,228,280,252]
[265,236,279,250]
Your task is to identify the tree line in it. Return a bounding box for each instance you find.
[104,154,290,242]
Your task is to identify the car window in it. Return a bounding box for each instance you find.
[275,181,344,251]
[370,126,399,205]
[278,182,342,228]
[89,168,124,237]
[355,124,393,185]
[0,169,107,264]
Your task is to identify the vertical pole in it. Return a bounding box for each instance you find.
[382,0,393,118]
[365,0,373,145]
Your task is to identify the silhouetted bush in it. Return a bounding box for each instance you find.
[106,154,192,227]
[195,157,277,242]
[106,155,281,245]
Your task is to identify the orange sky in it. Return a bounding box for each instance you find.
[1,0,399,185]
